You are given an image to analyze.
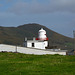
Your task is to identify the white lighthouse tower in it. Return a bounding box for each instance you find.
[24,28,48,49]
[38,28,48,41]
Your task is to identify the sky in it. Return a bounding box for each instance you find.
[0,0,75,38]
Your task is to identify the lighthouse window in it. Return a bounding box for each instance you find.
[32,43,34,47]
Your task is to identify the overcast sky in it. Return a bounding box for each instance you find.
[0,0,75,38]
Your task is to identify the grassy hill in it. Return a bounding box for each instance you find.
[0,23,73,50]
[0,52,75,75]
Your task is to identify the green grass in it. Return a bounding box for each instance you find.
[0,52,75,75]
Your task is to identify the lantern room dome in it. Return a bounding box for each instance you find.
[39,28,46,34]
[38,28,47,40]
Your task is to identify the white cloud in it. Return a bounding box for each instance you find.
[8,0,75,15]
[9,0,46,14]
[50,0,75,12]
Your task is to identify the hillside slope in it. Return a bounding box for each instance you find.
[0,23,73,50]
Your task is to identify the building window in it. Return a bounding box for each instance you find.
[32,43,34,47]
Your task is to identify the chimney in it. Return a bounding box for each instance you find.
[33,37,36,41]
[25,37,27,41]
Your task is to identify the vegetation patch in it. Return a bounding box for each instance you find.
[0,52,75,75]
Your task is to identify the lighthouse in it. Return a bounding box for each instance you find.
[24,28,48,49]
[36,28,48,41]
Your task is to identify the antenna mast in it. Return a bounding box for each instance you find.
[73,30,75,50]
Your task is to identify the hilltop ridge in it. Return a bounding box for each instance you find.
[0,23,73,50]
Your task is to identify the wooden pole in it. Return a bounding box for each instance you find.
[15,45,17,53]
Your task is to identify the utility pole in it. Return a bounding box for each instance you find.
[15,45,17,53]
[73,30,75,51]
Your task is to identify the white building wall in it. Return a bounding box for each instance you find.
[44,41,48,47]
[27,42,32,47]
[0,44,67,55]
[0,44,16,52]
[35,42,45,49]
[25,41,48,49]
[26,41,46,49]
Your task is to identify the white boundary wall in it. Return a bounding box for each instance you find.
[0,44,66,55]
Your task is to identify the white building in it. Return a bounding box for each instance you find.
[24,28,48,49]
[0,44,67,55]
[0,28,67,55]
